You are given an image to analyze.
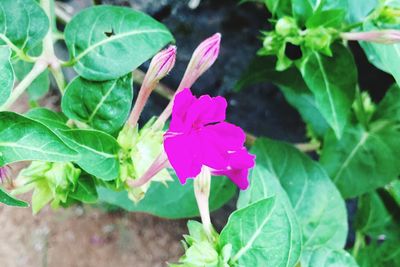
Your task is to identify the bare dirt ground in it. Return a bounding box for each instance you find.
[0,94,186,267]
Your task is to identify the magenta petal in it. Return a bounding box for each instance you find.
[202,122,246,150]
[164,132,202,184]
[169,88,196,132]
[213,168,250,190]
[186,94,227,127]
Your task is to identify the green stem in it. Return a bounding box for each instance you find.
[50,66,66,94]
[0,60,48,111]
[355,87,369,129]
[352,231,365,260]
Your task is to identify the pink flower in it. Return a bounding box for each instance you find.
[163,89,255,189]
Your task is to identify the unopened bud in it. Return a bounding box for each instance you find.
[144,45,177,85]
[341,30,400,44]
[128,46,176,126]
[275,17,298,36]
[180,33,221,90]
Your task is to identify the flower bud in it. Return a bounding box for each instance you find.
[180,33,221,90]
[128,46,176,126]
[144,45,177,85]
[341,30,400,44]
[275,17,298,36]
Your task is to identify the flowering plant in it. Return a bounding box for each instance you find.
[0,0,399,266]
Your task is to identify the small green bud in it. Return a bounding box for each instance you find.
[377,6,400,24]
[275,17,298,36]
[304,27,333,53]
[14,161,81,214]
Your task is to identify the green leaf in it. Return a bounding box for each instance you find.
[306,9,346,29]
[355,192,393,237]
[0,46,14,106]
[357,239,400,267]
[97,173,236,219]
[220,196,302,267]
[240,138,348,249]
[264,0,292,17]
[360,21,400,85]
[292,0,346,25]
[25,108,69,130]
[0,0,49,52]
[346,0,378,24]
[300,44,357,138]
[0,112,78,165]
[236,56,329,137]
[57,129,119,181]
[13,60,49,101]
[301,247,359,267]
[69,175,98,203]
[0,187,28,207]
[320,123,400,198]
[386,180,400,206]
[373,84,400,123]
[64,5,174,81]
[62,74,133,135]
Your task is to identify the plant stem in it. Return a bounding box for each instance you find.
[50,67,66,94]
[352,231,365,260]
[42,0,65,95]
[0,60,48,111]
[194,167,213,238]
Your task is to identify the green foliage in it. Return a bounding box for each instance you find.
[0,0,49,52]
[97,173,236,219]
[220,196,302,267]
[62,74,133,135]
[0,46,14,106]
[13,60,49,101]
[64,5,174,81]
[0,112,78,165]
[301,247,359,267]
[0,187,28,207]
[244,138,348,250]
[300,44,357,138]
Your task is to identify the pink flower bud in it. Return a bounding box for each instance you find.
[180,33,221,90]
[341,30,400,44]
[144,45,177,84]
[153,34,221,130]
[128,46,176,126]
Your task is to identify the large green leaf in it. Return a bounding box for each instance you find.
[301,247,359,267]
[0,187,28,207]
[13,60,49,101]
[25,108,69,130]
[0,0,49,52]
[64,6,174,81]
[236,56,329,137]
[0,46,14,106]
[346,0,377,23]
[220,196,302,267]
[320,123,400,198]
[357,239,400,267]
[360,22,400,85]
[0,112,78,165]
[240,138,347,249]
[97,173,236,219]
[62,74,133,135]
[292,0,347,25]
[355,192,393,237]
[300,44,357,138]
[57,129,119,181]
[373,84,400,123]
